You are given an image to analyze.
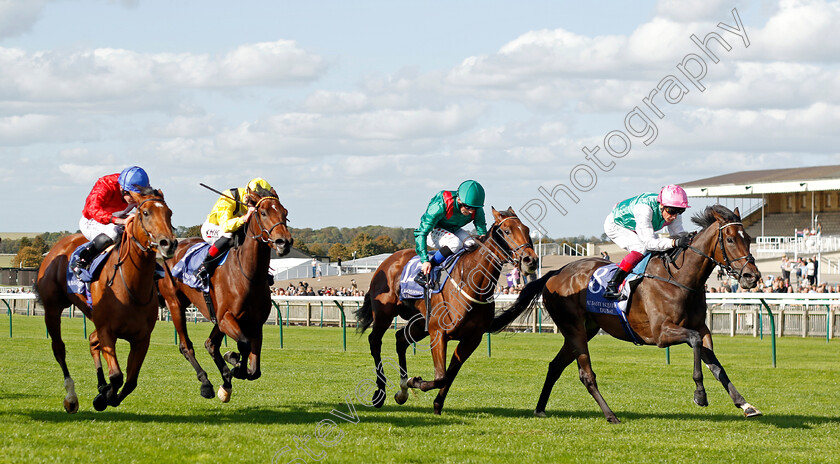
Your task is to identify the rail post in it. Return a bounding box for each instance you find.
[3,299,11,338]
[272,301,283,348]
[758,298,777,368]
[334,300,346,351]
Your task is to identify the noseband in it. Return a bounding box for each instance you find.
[493,216,535,268]
[687,221,755,281]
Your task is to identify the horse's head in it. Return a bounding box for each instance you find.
[691,205,760,289]
[244,185,293,256]
[126,187,178,259]
[489,207,538,275]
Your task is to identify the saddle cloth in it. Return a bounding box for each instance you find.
[170,242,229,293]
[66,243,114,306]
[398,252,463,301]
[584,253,653,344]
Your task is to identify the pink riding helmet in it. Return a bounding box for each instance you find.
[658,184,689,208]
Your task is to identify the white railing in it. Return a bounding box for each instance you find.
[2,292,837,340]
[755,235,840,254]
[561,243,587,256]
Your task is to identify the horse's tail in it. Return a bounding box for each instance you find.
[32,281,41,305]
[355,293,374,334]
[490,270,556,333]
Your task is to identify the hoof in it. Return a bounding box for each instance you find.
[606,416,621,424]
[372,389,386,409]
[248,369,261,381]
[217,385,232,403]
[223,351,241,367]
[407,376,423,389]
[694,393,709,407]
[200,383,215,399]
[63,398,79,414]
[534,410,547,418]
[93,393,108,411]
[742,403,762,418]
[394,390,408,405]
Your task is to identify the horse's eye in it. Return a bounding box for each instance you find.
[726,237,734,243]
[143,210,149,217]
[504,229,511,235]
[260,210,267,217]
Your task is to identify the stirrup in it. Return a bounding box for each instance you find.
[194,266,209,284]
[414,269,439,291]
[71,258,88,279]
[603,285,625,301]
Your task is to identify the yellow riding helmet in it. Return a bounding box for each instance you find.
[247,177,272,192]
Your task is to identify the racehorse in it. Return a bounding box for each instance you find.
[36,188,177,413]
[156,186,292,402]
[490,205,762,423]
[356,207,538,414]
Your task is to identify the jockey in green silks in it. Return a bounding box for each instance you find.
[413,180,488,289]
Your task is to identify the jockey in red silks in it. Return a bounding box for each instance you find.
[602,184,691,299]
[73,166,151,277]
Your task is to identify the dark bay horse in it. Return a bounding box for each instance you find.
[157,186,292,402]
[491,205,762,423]
[36,188,177,413]
[356,207,538,414]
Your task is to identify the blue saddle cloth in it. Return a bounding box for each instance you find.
[170,243,229,293]
[66,243,114,307]
[399,252,463,301]
[585,253,653,344]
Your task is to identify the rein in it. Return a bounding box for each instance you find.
[106,214,157,306]
[249,196,287,243]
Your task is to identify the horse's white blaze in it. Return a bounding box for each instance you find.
[738,231,745,238]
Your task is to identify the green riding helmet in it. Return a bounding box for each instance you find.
[457,180,485,208]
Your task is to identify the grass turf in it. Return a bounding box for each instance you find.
[0,314,838,463]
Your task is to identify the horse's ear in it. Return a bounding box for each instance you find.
[733,207,741,219]
[243,193,256,206]
[506,206,515,215]
[492,207,501,220]
[270,187,278,198]
[156,189,164,199]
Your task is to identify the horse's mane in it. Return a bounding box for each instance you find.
[690,204,739,230]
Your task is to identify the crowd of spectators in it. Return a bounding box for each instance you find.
[272,280,365,297]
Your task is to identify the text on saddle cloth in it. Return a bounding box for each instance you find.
[585,254,652,345]
[398,252,464,301]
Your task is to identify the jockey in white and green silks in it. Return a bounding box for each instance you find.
[602,184,691,299]
[413,180,488,288]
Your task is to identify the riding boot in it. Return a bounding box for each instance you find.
[194,236,231,285]
[414,246,452,290]
[603,268,629,300]
[72,233,114,278]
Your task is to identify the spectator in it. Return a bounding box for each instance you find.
[311,258,317,278]
[807,258,816,286]
[601,251,610,261]
[337,258,342,276]
[780,256,791,282]
[316,263,322,281]
[511,266,520,287]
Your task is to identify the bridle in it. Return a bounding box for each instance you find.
[687,221,756,281]
[492,216,535,269]
[248,196,287,244]
[130,197,169,252]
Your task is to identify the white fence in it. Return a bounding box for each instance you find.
[2,292,837,340]
[755,235,840,254]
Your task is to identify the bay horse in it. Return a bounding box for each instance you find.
[36,187,177,413]
[491,205,762,423]
[356,207,538,414]
[156,186,292,402]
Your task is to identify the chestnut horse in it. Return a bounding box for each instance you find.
[36,188,177,413]
[356,207,538,414]
[491,205,762,423]
[157,186,292,402]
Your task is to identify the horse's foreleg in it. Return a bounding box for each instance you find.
[432,333,481,415]
[698,329,761,417]
[367,318,391,409]
[219,312,250,380]
[246,330,263,381]
[394,314,427,405]
[565,323,618,424]
[205,326,232,403]
[88,331,106,389]
[657,321,708,407]
[114,336,151,407]
[45,303,78,413]
[407,330,448,412]
[92,330,122,411]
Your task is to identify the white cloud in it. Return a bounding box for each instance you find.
[751,0,840,61]
[656,0,732,22]
[0,0,47,39]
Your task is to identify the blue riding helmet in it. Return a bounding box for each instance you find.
[118,166,150,193]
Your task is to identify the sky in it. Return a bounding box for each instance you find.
[2,0,839,237]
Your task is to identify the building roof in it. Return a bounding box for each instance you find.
[681,165,840,198]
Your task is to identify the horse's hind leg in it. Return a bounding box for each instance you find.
[698,328,761,417]
[167,295,214,399]
[45,302,78,413]
[367,314,392,409]
[89,331,106,390]
[534,340,578,418]
[245,330,263,381]
[564,323,619,423]
[219,312,250,380]
[431,332,482,415]
[394,313,427,405]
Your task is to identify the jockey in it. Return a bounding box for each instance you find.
[195,177,275,283]
[413,180,488,289]
[73,166,150,277]
[603,184,691,299]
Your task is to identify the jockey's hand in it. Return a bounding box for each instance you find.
[421,261,432,275]
[674,234,691,248]
[113,217,128,225]
[242,206,257,222]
